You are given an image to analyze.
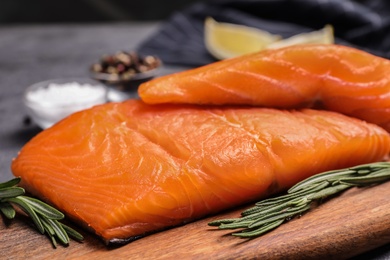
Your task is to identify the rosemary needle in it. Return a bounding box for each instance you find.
[0,177,84,248]
[209,162,390,238]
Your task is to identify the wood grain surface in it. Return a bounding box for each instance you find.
[1,181,390,260]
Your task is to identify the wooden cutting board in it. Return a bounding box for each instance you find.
[1,181,390,260]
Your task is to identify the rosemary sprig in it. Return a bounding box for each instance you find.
[0,177,84,248]
[209,162,390,238]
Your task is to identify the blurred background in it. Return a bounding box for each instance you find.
[0,0,204,24]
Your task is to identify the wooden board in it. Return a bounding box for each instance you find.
[1,181,390,259]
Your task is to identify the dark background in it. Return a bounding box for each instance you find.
[0,0,203,24]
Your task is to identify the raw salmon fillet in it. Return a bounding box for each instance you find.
[139,44,390,132]
[11,100,390,243]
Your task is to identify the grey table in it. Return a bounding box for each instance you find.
[0,22,389,259]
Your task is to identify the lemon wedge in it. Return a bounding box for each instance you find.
[267,25,334,49]
[204,17,335,60]
[204,17,281,60]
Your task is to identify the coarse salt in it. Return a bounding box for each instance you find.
[24,80,107,129]
[26,82,107,107]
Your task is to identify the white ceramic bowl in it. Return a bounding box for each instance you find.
[24,78,108,129]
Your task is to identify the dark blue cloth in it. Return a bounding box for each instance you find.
[137,0,390,67]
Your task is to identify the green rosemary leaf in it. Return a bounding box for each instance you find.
[0,187,25,199]
[0,178,21,189]
[17,196,64,220]
[232,219,285,238]
[255,181,326,206]
[240,207,277,221]
[41,217,56,237]
[240,206,265,217]
[306,184,351,201]
[246,211,289,229]
[350,162,390,171]
[49,235,58,249]
[5,197,45,234]
[240,197,305,223]
[289,169,355,193]
[356,169,371,174]
[218,220,254,230]
[251,190,306,210]
[248,203,311,229]
[254,192,302,207]
[0,201,16,219]
[45,218,70,245]
[61,223,84,242]
[370,167,390,175]
[340,172,390,186]
[208,218,238,226]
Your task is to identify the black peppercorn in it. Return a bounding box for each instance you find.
[91,51,161,81]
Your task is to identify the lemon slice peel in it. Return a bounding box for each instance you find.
[267,24,334,49]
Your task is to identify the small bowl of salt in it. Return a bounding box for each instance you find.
[24,78,108,129]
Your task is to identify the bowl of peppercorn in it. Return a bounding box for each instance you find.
[90,51,161,101]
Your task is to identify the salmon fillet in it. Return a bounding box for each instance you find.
[138,44,390,132]
[11,100,390,243]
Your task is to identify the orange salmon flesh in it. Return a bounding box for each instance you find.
[11,100,390,243]
[139,44,390,132]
